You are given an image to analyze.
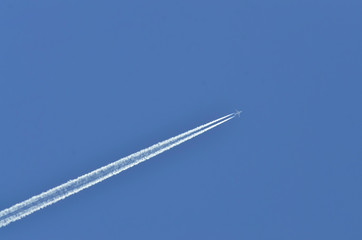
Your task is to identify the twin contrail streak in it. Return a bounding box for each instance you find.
[0,113,235,228]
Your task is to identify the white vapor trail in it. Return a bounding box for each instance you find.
[0,113,235,228]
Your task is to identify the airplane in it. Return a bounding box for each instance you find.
[234,110,242,117]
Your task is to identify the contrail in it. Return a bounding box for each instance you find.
[0,113,235,228]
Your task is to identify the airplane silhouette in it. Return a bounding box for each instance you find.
[234,110,242,117]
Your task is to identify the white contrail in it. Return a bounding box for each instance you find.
[0,113,232,219]
[0,113,234,228]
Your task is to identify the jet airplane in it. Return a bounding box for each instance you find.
[234,110,242,117]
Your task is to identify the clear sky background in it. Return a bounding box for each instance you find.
[0,1,361,239]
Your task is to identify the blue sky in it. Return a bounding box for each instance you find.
[0,1,361,239]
